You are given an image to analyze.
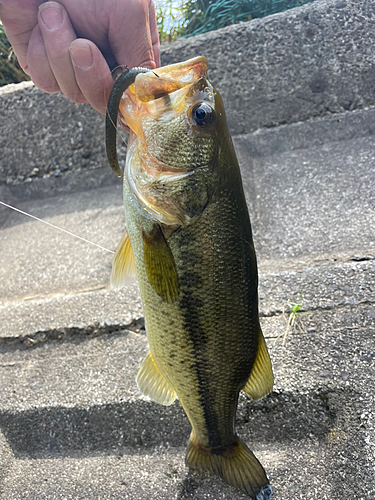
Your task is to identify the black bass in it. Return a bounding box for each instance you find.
[106,57,273,500]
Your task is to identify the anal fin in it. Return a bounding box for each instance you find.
[136,352,177,406]
[242,328,273,400]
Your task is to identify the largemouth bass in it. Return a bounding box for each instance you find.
[106,57,274,500]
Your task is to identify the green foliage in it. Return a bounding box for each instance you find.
[156,0,316,40]
[155,0,190,43]
[183,0,251,37]
[183,0,315,38]
[0,22,30,87]
[1,0,316,85]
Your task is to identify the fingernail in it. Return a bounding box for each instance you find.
[39,3,64,30]
[70,43,93,70]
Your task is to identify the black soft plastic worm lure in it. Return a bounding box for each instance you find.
[105,67,151,177]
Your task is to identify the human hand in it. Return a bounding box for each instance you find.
[0,0,160,114]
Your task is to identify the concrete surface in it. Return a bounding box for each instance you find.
[162,0,375,134]
[1,0,375,499]
[1,105,374,499]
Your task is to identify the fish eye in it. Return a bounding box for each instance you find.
[190,103,214,127]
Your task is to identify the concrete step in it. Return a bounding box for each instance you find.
[0,184,124,301]
[0,257,373,339]
[0,116,375,300]
[236,133,375,262]
[1,117,374,338]
[1,110,374,304]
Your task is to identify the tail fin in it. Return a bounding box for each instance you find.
[186,436,273,499]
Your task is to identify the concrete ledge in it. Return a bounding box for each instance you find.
[0,307,373,499]
[158,0,375,134]
[1,0,375,186]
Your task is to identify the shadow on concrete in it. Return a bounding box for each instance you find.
[176,471,202,500]
[0,390,339,460]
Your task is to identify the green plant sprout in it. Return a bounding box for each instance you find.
[275,293,311,347]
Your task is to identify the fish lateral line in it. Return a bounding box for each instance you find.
[0,201,115,254]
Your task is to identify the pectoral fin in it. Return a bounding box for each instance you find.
[110,230,137,289]
[136,352,177,406]
[242,329,273,400]
[142,224,179,303]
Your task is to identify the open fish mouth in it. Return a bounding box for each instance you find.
[105,57,208,177]
[132,56,207,103]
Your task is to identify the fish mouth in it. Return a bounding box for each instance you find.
[118,57,209,133]
[106,57,209,177]
[133,56,208,103]
[115,56,212,175]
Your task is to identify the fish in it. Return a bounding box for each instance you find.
[105,56,274,500]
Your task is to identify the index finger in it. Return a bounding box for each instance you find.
[108,0,157,69]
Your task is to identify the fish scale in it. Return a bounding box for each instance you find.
[125,180,266,474]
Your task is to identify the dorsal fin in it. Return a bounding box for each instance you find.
[110,230,137,289]
[242,328,273,400]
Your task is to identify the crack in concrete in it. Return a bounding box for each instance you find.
[1,299,373,353]
[260,299,374,318]
[0,317,145,353]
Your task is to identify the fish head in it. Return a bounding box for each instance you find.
[119,57,232,226]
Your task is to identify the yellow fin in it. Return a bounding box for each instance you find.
[242,329,273,400]
[110,230,137,289]
[136,352,177,406]
[142,224,179,303]
[186,436,272,499]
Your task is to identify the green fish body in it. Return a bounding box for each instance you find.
[109,57,273,499]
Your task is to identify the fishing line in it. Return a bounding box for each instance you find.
[0,201,115,254]
[1,69,139,257]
